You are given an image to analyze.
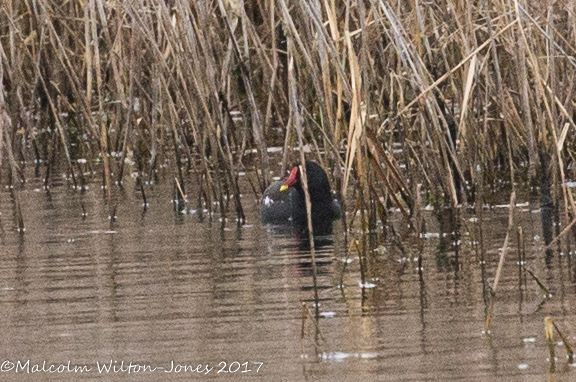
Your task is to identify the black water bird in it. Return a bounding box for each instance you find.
[261,161,340,235]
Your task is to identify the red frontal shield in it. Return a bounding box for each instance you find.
[280,166,299,191]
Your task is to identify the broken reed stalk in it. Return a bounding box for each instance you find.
[354,240,367,286]
[534,217,576,258]
[517,226,525,263]
[300,301,307,339]
[524,269,551,297]
[549,317,575,363]
[0,116,20,231]
[300,301,326,346]
[174,176,187,212]
[138,175,148,212]
[516,226,525,288]
[485,191,516,331]
[545,316,556,367]
[2,116,24,232]
[544,316,574,366]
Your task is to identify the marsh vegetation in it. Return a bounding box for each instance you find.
[1,0,574,223]
[2,0,576,363]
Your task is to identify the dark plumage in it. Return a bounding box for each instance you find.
[261,161,340,235]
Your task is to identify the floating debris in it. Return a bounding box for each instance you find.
[373,246,388,255]
[320,352,351,362]
[319,352,378,362]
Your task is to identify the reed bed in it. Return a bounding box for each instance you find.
[4,0,576,363]
[1,0,576,231]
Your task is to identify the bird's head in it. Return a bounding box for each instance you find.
[280,165,300,192]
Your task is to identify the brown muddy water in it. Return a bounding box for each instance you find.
[0,168,575,381]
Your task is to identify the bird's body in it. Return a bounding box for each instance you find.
[261,161,340,235]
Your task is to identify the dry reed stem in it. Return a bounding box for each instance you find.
[492,191,516,292]
[551,318,574,363]
[342,31,363,197]
[545,316,556,365]
[485,191,516,330]
[397,19,519,116]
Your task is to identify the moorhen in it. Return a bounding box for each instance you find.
[261,161,340,235]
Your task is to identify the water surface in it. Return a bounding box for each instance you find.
[0,173,575,381]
